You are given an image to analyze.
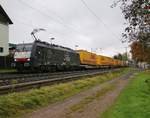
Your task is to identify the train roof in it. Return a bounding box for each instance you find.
[16,43,33,46]
[34,40,76,53]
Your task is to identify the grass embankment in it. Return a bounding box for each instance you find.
[102,70,150,118]
[0,69,16,73]
[0,68,130,118]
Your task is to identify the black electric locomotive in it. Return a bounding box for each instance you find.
[14,40,80,72]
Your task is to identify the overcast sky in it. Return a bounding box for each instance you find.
[0,0,129,57]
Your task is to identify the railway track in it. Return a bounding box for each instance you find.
[0,68,120,95]
[0,71,82,86]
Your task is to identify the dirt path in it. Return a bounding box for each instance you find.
[23,72,134,118]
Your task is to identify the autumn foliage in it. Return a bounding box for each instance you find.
[130,41,150,62]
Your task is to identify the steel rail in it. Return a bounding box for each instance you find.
[0,69,109,86]
[0,69,106,80]
[0,69,120,95]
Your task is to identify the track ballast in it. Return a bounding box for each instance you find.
[0,68,121,95]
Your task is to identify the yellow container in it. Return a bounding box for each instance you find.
[96,55,105,65]
[77,50,123,67]
[77,50,97,66]
[96,55,112,66]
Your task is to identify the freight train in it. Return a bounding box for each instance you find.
[14,40,125,72]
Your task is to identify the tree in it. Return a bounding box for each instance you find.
[111,0,150,63]
[112,0,150,43]
[130,41,150,62]
[114,53,123,60]
[113,53,128,61]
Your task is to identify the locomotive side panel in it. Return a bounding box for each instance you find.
[67,52,80,66]
[31,41,81,71]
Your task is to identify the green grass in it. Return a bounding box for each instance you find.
[0,68,130,118]
[0,69,16,73]
[102,70,150,118]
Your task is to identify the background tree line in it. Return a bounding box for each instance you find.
[112,0,150,63]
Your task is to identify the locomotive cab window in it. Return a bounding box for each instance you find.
[0,47,3,53]
[16,44,33,52]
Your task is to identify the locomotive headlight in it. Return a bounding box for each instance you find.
[27,58,30,61]
[14,59,17,61]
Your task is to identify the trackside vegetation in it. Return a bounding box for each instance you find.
[0,69,16,73]
[102,70,150,118]
[0,68,130,118]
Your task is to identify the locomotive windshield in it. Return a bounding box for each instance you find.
[16,43,33,52]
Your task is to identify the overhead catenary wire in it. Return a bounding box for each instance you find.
[12,18,54,35]
[35,0,79,30]
[16,0,83,36]
[16,0,121,41]
[10,0,84,44]
[12,18,71,43]
[11,16,65,42]
[80,0,121,41]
